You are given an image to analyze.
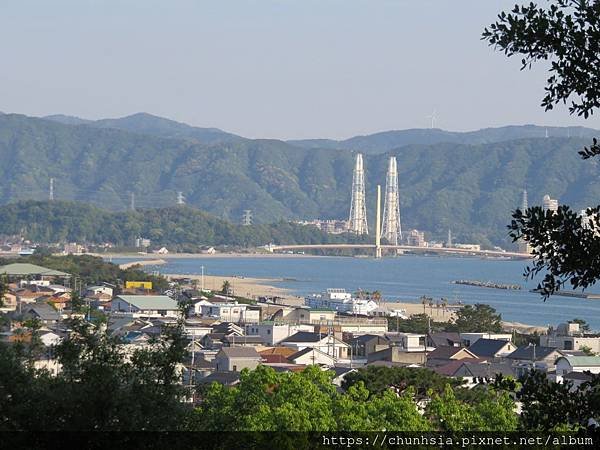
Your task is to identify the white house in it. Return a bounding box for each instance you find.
[280,331,350,359]
[86,285,114,297]
[244,322,314,345]
[197,301,259,323]
[288,347,336,366]
[111,295,180,318]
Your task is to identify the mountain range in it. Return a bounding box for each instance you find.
[0,111,598,248]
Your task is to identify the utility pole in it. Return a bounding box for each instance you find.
[201,265,205,291]
[129,192,135,211]
[177,191,185,205]
[49,178,54,201]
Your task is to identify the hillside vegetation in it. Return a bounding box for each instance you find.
[0,201,367,248]
[2,113,599,247]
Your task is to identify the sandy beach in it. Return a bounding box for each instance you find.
[164,273,305,304]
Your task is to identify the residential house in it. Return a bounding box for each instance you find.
[541,322,600,353]
[85,285,114,297]
[331,367,357,387]
[555,356,600,379]
[280,331,350,359]
[348,334,388,358]
[367,346,426,366]
[222,335,264,347]
[259,347,297,363]
[505,346,563,377]
[426,346,479,368]
[384,333,433,352]
[197,301,260,323]
[284,308,337,324]
[244,322,314,345]
[435,360,515,385]
[426,332,461,348]
[214,347,262,372]
[460,333,512,347]
[197,371,241,387]
[0,290,17,312]
[467,338,516,359]
[288,347,336,366]
[22,304,60,326]
[111,295,180,318]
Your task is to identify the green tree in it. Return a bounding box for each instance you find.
[452,304,503,333]
[221,280,232,295]
[426,385,518,431]
[569,318,591,332]
[341,366,462,400]
[0,317,191,430]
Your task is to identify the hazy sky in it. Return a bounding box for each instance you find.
[1,0,598,139]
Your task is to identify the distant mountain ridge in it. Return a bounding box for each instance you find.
[288,125,600,153]
[42,111,600,152]
[44,112,242,145]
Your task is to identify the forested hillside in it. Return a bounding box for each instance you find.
[0,201,368,248]
[1,113,598,247]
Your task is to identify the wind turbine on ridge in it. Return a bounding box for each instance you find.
[426,109,438,129]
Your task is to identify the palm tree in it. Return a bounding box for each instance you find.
[221,280,232,295]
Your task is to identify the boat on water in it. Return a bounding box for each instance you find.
[305,288,379,315]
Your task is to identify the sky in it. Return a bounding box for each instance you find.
[1,0,598,140]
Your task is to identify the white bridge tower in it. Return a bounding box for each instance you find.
[381,156,402,245]
[348,153,368,234]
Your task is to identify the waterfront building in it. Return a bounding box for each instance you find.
[542,194,559,213]
[305,288,378,315]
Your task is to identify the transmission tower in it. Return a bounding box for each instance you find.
[348,153,368,234]
[521,189,528,211]
[381,157,402,244]
[49,178,54,201]
[242,210,253,226]
[177,191,185,205]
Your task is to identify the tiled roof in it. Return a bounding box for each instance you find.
[506,346,560,361]
[281,331,325,343]
[218,347,261,358]
[428,346,473,360]
[467,338,511,357]
[116,295,179,310]
[0,263,69,277]
[557,356,600,367]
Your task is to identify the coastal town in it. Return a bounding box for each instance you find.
[2,257,598,403]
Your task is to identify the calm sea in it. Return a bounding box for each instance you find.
[111,255,600,330]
